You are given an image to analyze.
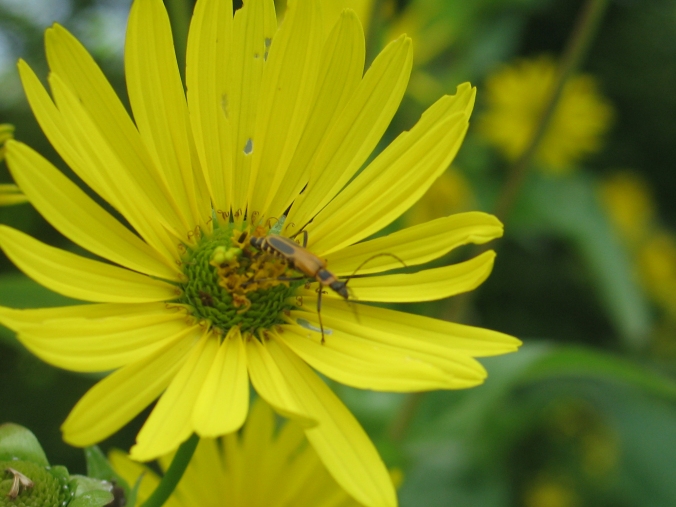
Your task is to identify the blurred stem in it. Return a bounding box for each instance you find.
[493,0,610,221]
[140,434,199,507]
[388,0,610,444]
[389,391,425,442]
[165,0,192,81]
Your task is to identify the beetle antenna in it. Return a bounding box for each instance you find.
[344,253,407,284]
[289,218,313,240]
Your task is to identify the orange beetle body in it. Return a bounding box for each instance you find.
[249,234,348,299]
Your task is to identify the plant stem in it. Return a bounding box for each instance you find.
[492,0,610,221]
[140,434,199,507]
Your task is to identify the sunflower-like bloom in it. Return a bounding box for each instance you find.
[110,398,391,507]
[478,56,613,173]
[0,0,519,505]
[0,124,27,206]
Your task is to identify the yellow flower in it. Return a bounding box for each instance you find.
[0,0,520,505]
[110,398,396,507]
[478,56,613,174]
[599,170,655,245]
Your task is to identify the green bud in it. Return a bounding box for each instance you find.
[0,461,70,507]
[210,246,242,265]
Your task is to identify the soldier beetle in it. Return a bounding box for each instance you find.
[249,231,405,343]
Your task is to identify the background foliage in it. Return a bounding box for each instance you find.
[1,0,676,506]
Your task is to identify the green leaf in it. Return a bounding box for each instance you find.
[517,345,676,399]
[516,173,652,350]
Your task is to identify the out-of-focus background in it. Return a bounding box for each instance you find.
[2,0,676,506]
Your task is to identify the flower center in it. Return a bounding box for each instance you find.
[178,224,302,335]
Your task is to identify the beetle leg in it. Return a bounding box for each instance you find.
[316,287,325,344]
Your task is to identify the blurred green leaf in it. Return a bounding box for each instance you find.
[519,345,676,399]
[400,342,676,507]
[514,173,652,350]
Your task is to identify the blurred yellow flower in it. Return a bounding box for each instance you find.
[599,170,655,245]
[0,0,520,505]
[110,399,397,507]
[637,231,676,315]
[404,168,476,227]
[478,56,613,174]
[525,478,577,507]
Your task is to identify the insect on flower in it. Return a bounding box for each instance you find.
[249,228,405,343]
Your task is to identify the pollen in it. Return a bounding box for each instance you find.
[177,224,301,335]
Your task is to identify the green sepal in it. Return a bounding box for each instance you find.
[84,446,131,501]
[0,423,49,466]
[68,476,114,507]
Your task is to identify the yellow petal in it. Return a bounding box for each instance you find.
[305,83,475,255]
[125,0,207,230]
[325,250,497,302]
[6,140,179,280]
[0,302,172,330]
[285,34,412,238]
[263,9,365,219]
[172,438,228,505]
[228,0,277,218]
[266,337,397,507]
[292,303,487,387]
[0,226,178,303]
[245,336,316,427]
[47,71,180,262]
[62,327,199,447]
[308,296,521,357]
[131,331,218,461]
[18,312,191,372]
[240,395,276,494]
[107,450,181,507]
[277,324,456,391]
[256,414,309,505]
[324,211,503,275]
[192,328,249,437]
[44,24,188,237]
[247,0,323,218]
[0,184,27,206]
[17,60,125,221]
[186,0,234,215]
